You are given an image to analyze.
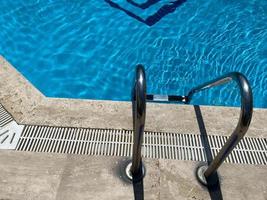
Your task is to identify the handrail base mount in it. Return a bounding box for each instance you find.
[125,160,146,183]
[196,164,209,186]
[196,163,221,186]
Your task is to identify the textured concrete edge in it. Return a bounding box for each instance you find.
[0,55,266,138]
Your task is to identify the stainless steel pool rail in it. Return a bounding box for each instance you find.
[125,64,147,181]
[185,72,253,185]
[130,66,253,185]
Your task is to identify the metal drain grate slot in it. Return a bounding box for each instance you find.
[16,125,267,165]
[0,104,13,127]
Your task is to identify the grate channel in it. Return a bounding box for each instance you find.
[16,125,267,165]
[0,104,13,127]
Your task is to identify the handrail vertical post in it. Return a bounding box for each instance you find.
[131,64,146,177]
[125,64,146,181]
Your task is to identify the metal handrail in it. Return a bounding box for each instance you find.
[185,72,253,185]
[125,67,253,186]
[129,64,146,180]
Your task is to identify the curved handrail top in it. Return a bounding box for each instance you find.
[187,71,253,143]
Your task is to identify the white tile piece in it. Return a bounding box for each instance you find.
[0,121,24,149]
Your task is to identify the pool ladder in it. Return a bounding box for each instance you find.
[126,64,253,186]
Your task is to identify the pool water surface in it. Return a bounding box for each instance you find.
[0,0,266,107]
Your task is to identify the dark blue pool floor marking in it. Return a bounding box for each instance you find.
[105,0,186,26]
[127,0,160,9]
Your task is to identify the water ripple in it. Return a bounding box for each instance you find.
[0,0,266,107]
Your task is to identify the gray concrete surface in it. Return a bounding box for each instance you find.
[0,151,266,200]
[0,56,266,139]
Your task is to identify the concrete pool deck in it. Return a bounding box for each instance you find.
[0,56,266,199]
[0,151,266,200]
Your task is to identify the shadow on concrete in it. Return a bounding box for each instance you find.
[132,177,144,200]
[105,0,186,26]
[118,158,144,200]
[194,105,224,200]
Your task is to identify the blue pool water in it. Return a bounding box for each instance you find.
[0,0,266,107]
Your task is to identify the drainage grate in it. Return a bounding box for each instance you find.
[16,125,267,165]
[0,104,13,127]
[0,121,24,149]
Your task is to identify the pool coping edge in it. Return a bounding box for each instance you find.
[0,55,266,138]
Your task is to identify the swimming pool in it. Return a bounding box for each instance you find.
[0,0,266,107]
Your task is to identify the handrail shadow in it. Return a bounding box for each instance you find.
[133,177,144,200]
[119,159,144,200]
[194,105,223,200]
[105,0,186,26]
